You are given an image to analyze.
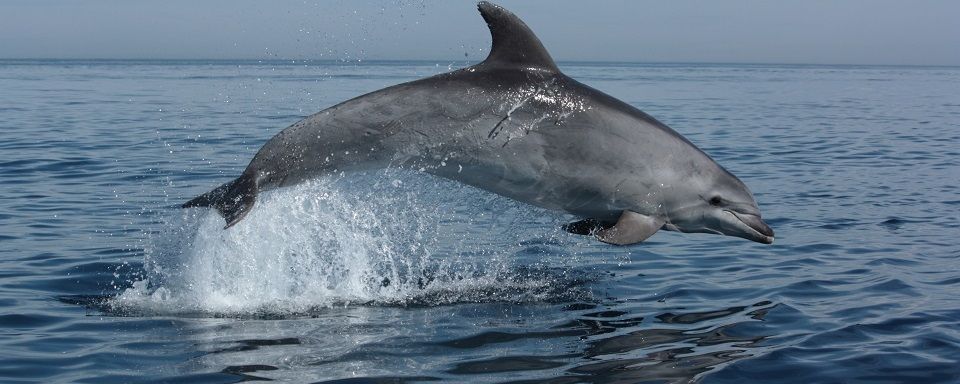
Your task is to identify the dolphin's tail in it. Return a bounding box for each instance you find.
[181,173,257,229]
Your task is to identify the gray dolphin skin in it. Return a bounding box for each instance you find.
[183,1,774,245]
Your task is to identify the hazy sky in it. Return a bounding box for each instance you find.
[2,0,958,66]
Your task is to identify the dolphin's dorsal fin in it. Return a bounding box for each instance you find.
[477,1,558,72]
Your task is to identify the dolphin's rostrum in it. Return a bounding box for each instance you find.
[183,2,774,245]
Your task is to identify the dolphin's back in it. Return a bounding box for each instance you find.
[183,1,719,228]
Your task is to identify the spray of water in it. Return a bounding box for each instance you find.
[110,171,593,317]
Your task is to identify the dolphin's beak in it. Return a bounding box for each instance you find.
[726,211,775,244]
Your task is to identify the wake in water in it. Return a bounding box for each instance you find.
[108,171,596,317]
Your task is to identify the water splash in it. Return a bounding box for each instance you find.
[110,172,592,317]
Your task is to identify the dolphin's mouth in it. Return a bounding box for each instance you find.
[726,211,775,244]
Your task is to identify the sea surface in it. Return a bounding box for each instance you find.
[1,59,958,383]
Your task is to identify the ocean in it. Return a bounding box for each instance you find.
[1,59,958,383]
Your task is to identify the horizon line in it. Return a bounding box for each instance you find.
[1,57,958,69]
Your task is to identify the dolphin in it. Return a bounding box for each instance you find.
[182,1,774,245]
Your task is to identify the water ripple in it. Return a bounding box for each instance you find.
[1,61,959,383]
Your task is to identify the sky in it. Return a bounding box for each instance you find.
[1,0,959,66]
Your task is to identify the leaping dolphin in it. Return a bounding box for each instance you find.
[183,1,774,245]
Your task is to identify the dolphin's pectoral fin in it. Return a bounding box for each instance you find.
[595,211,665,246]
[562,218,613,236]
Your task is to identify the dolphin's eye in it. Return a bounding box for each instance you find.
[709,196,723,206]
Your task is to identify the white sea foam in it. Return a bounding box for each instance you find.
[111,173,588,316]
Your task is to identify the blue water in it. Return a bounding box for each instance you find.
[1,59,959,383]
